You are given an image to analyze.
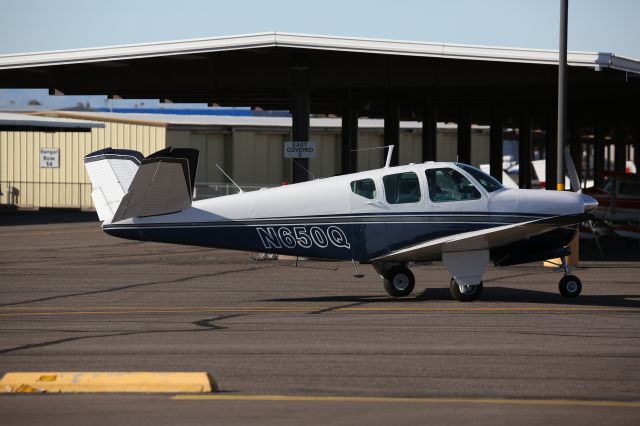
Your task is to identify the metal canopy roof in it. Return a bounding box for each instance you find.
[0,112,104,129]
[1,32,639,74]
[43,111,488,132]
[0,32,638,122]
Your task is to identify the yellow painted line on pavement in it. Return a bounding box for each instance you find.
[171,394,640,408]
[0,372,214,393]
[339,306,638,312]
[0,306,308,312]
[0,307,313,317]
[0,306,636,318]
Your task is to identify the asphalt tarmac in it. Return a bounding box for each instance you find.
[1,216,640,425]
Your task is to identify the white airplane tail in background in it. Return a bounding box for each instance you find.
[84,147,199,223]
[84,148,144,222]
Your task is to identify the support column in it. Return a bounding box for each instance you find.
[422,97,437,162]
[545,114,558,190]
[341,90,358,174]
[593,122,605,187]
[384,95,400,166]
[291,68,310,183]
[519,110,532,189]
[614,122,627,173]
[489,107,503,182]
[457,109,471,164]
[634,124,639,166]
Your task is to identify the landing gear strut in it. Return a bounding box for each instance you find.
[449,278,483,302]
[558,257,582,297]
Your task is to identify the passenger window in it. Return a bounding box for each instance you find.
[350,178,377,199]
[382,172,421,204]
[425,168,481,202]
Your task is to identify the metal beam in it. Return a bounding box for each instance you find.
[634,124,639,166]
[614,122,627,172]
[593,122,605,186]
[384,95,400,166]
[489,107,503,182]
[546,114,558,190]
[457,109,471,164]
[519,110,532,188]
[291,67,310,183]
[422,97,437,162]
[341,89,358,174]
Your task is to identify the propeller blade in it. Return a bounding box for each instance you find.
[564,146,582,193]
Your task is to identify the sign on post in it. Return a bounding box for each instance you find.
[40,148,59,168]
[284,141,316,158]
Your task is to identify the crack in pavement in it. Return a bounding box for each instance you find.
[0,266,269,307]
[0,314,246,355]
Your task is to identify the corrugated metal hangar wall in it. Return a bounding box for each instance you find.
[0,114,489,210]
[0,121,165,209]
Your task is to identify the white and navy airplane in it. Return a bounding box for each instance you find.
[84,146,597,302]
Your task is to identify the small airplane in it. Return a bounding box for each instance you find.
[84,146,597,302]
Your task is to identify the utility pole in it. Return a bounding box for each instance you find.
[557,0,568,190]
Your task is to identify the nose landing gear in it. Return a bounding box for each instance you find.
[558,256,582,298]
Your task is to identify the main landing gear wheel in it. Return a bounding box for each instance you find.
[450,278,483,302]
[383,266,415,297]
[559,274,582,298]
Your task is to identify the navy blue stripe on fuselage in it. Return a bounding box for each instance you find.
[102,212,549,261]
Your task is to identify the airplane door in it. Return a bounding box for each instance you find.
[347,176,390,259]
[376,171,429,254]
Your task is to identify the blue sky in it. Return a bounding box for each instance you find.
[1,0,639,58]
[1,0,638,110]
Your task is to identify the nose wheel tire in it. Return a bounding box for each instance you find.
[559,275,582,298]
[450,278,483,302]
[383,266,415,297]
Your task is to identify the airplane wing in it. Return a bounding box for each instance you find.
[373,213,590,262]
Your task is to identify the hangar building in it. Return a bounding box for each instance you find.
[0,32,638,206]
[0,111,490,209]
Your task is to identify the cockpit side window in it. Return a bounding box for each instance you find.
[425,168,481,202]
[382,172,421,204]
[457,163,503,193]
[350,178,377,200]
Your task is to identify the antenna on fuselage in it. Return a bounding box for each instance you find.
[384,145,394,168]
[292,159,315,180]
[350,144,395,169]
[216,163,244,194]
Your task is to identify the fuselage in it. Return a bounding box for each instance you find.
[103,162,592,262]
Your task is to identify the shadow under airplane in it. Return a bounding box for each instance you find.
[265,286,640,309]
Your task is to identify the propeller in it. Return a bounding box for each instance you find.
[564,146,582,194]
[564,146,605,258]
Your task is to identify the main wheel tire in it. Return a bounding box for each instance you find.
[559,274,582,298]
[449,278,483,302]
[383,266,415,297]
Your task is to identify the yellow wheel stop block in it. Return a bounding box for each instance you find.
[0,372,215,393]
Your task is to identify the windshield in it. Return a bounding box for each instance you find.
[456,164,504,193]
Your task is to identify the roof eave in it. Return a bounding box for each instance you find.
[0,31,638,75]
